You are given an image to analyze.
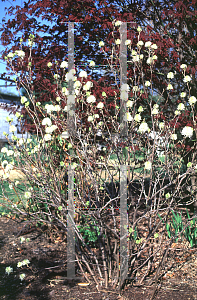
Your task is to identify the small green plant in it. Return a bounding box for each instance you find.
[184,209,197,247]
[77,214,100,247]
[159,210,197,247]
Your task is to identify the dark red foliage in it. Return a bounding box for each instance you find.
[0,0,196,147]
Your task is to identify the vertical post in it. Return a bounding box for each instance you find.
[67,165,75,279]
[67,22,75,279]
[67,22,75,137]
[120,22,128,138]
[120,165,128,285]
[119,22,128,285]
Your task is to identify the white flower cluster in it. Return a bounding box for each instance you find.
[87,95,96,103]
[144,161,152,170]
[189,96,197,106]
[138,122,149,133]
[83,81,93,91]
[181,126,193,138]
[152,104,159,115]
[1,160,14,180]
[45,104,61,114]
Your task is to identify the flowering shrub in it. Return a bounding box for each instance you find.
[0,23,197,289]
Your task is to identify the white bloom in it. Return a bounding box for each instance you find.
[42,117,52,126]
[132,49,137,56]
[24,191,31,199]
[133,86,139,92]
[21,96,28,104]
[126,100,133,108]
[151,44,158,50]
[74,81,81,89]
[145,41,152,47]
[167,72,174,79]
[137,26,142,32]
[88,116,93,122]
[1,147,8,153]
[17,138,25,146]
[17,261,23,268]
[60,61,68,68]
[65,71,75,81]
[7,150,14,156]
[47,62,52,68]
[181,126,193,138]
[56,96,61,102]
[126,112,133,122]
[87,95,96,103]
[15,112,21,118]
[180,92,186,98]
[19,273,26,281]
[54,74,60,80]
[15,50,25,58]
[171,134,177,140]
[93,114,99,119]
[22,259,30,266]
[133,55,140,63]
[159,122,165,130]
[15,180,19,186]
[152,107,159,115]
[134,114,141,122]
[63,105,67,111]
[175,110,181,116]
[7,52,14,58]
[9,125,17,133]
[144,161,152,170]
[189,96,197,106]
[138,122,149,133]
[180,64,187,69]
[5,164,14,173]
[97,102,104,109]
[145,81,151,87]
[137,40,144,47]
[167,84,173,90]
[140,54,144,60]
[183,75,192,83]
[99,41,105,47]
[115,20,122,26]
[89,60,95,67]
[5,266,13,275]
[62,87,69,95]
[125,39,131,45]
[61,131,69,139]
[138,106,144,112]
[177,103,185,111]
[83,81,93,91]
[45,125,57,134]
[44,134,52,141]
[147,57,153,64]
[152,55,157,60]
[75,89,79,96]
[54,105,61,112]
[115,39,121,45]
[79,70,87,78]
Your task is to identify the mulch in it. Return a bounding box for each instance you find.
[0,216,197,300]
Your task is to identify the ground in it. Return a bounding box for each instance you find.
[0,216,197,300]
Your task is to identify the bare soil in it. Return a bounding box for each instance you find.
[0,216,197,300]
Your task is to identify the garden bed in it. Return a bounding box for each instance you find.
[0,215,197,300]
